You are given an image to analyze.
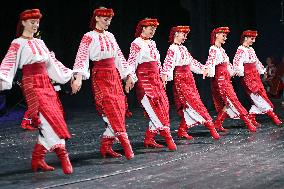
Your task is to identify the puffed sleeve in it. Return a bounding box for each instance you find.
[233,48,245,76]
[161,47,176,81]
[0,41,21,90]
[205,47,217,77]
[127,42,141,83]
[73,34,93,80]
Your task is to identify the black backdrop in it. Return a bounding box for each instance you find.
[0,0,283,111]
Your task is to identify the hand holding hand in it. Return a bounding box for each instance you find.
[203,68,209,79]
[71,74,82,94]
[125,75,134,93]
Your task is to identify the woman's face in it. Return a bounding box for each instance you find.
[142,26,157,39]
[96,16,112,30]
[216,33,227,44]
[22,19,40,34]
[245,37,256,46]
[175,32,188,44]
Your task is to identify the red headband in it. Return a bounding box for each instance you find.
[240,30,258,44]
[168,26,190,43]
[135,18,159,38]
[93,8,114,17]
[242,30,258,37]
[20,9,42,20]
[90,8,114,30]
[210,27,230,45]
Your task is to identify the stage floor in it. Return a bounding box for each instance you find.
[0,100,283,189]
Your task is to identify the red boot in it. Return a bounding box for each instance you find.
[240,115,257,132]
[54,146,73,174]
[116,132,134,160]
[248,113,261,127]
[214,111,229,132]
[100,137,122,158]
[267,110,282,126]
[31,143,55,172]
[177,117,193,140]
[204,121,220,140]
[160,127,177,151]
[21,112,37,131]
[144,128,164,148]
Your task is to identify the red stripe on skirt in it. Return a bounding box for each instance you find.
[91,58,126,133]
[242,63,274,108]
[173,65,212,121]
[136,61,170,127]
[210,63,248,115]
[22,63,70,139]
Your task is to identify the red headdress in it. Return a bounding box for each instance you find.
[210,26,230,45]
[90,8,114,30]
[168,26,190,43]
[16,9,42,37]
[135,18,159,38]
[240,30,258,44]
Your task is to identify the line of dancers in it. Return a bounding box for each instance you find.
[0,7,282,175]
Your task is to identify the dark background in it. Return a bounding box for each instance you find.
[0,0,283,111]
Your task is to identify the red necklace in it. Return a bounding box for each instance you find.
[140,35,149,40]
[21,35,34,40]
[94,28,104,33]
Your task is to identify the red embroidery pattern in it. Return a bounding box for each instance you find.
[233,48,244,67]
[162,49,175,73]
[98,35,104,52]
[103,35,110,51]
[205,48,217,66]
[0,43,20,76]
[128,43,141,68]
[33,40,42,55]
[28,41,36,55]
[148,43,157,60]
[74,35,93,70]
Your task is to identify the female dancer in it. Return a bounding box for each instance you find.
[233,30,282,126]
[125,18,177,150]
[204,27,256,132]
[161,26,220,140]
[0,9,73,174]
[71,8,134,160]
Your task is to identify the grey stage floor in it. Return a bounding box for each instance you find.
[0,100,283,189]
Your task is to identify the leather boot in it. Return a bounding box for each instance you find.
[240,115,257,132]
[21,112,37,131]
[204,121,220,140]
[144,128,164,148]
[267,110,282,126]
[177,117,193,140]
[248,113,261,127]
[214,111,229,132]
[100,137,122,158]
[31,143,55,172]
[160,127,177,151]
[54,146,73,174]
[116,132,134,160]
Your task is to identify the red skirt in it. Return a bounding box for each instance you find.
[211,63,248,115]
[242,63,273,108]
[22,63,70,139]
[136,61,170,127]
[173,65,212,121]
[91,58,126,133]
